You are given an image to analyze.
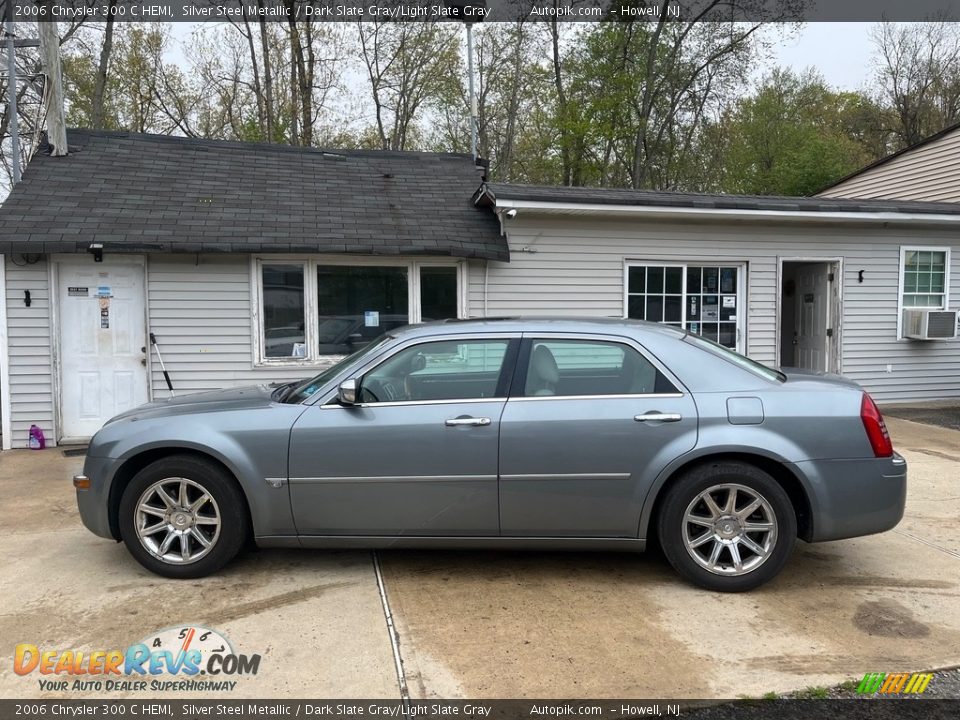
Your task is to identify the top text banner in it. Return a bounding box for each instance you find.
[9,0,960,23]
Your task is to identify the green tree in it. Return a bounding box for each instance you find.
[551,10,788,189]
[872,21,960,148]
[718,68,874,196]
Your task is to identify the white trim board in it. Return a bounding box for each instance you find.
[0,256,11,451]
[493,198,960,227]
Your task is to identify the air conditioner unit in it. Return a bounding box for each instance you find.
[902,309,958,340]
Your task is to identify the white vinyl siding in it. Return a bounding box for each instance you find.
[150,254,466,397]
[4,257,55,447]
[467,215,960,403]
[819,127,960,203]
[147,255,314,397]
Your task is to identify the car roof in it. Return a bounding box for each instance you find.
[390,316,688,340]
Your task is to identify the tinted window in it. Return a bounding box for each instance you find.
[420,266,459,321]
[360,340,509,403]
[522,339,678,397]
[317,265,409,354]
[685,334,785,383]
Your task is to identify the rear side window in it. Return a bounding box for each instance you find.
[685,334,785,383]
[520,339,679,397]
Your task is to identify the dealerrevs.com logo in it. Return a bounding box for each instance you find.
[14,626,261,693]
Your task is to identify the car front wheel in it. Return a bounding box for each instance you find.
[118,455,248,579]
[657,461,796,592]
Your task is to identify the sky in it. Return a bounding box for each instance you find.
[168,21,882,94]
[770,22,877,91]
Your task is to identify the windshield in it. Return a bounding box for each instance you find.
[282,336,392,404]
[684,334,785,383]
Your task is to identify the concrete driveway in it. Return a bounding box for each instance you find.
[1,417,958,700]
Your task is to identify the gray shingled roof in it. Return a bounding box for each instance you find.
[477,182,960,216]
[0,129,508,261]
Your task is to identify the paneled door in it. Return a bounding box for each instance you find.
[58,258,148,439]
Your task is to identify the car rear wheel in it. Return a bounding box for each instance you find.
[657,461,796,592]
[119,455,248,579]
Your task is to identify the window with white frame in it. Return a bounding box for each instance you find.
[625,262,745,350]
[901,248,949,310]
[257,259,463,362]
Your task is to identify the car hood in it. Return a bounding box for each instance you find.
[780,367,863,391]
[105,384,284,424]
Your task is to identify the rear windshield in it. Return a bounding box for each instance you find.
[684,334,785,383]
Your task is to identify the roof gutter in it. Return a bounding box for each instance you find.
[478,193,960,228]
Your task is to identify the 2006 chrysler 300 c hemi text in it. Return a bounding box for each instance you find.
[74,318,906,591]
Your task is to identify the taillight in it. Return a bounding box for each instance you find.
[860,393,893,458]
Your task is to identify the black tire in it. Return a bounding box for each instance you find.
[657,461,796,592]
[118,455,249,579]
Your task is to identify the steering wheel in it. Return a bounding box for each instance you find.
[360,377,401,403]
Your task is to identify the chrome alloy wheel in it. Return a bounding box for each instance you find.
[134,477,221,565]
[682,483,778,576]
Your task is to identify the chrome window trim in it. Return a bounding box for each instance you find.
[508,393,684,403]
[321,397,506,410]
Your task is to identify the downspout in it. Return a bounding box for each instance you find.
[483,260,489,318]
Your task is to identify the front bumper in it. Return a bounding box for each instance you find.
[792,452,907,543]
[74,454,120,540]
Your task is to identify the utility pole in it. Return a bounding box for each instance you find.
[444,0,484,161]
[37,3,66,156]
[5,0,20,182]
[466,22,477,161]
[3,1,41,184]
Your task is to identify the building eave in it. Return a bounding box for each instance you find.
[483,197,960,228]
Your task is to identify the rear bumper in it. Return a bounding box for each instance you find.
[791,453,907,542]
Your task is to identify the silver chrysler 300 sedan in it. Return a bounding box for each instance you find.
[74,318,906,592]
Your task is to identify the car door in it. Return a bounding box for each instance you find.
[498,335,698,537]
[288,335,519,536]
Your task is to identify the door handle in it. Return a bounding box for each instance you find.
[634,413,682,423]
[445,417,491,427]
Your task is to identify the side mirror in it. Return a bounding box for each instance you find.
[338,378,358,405]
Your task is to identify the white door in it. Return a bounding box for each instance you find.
[793,263,829,372]
[58,259,148,439]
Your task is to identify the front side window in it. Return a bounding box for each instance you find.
[257,260,463,362]
[360,339,510,403]
[627,263,743,350]
[283,336,392,404]
[521,339,678,397]
[902,249,948,309]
